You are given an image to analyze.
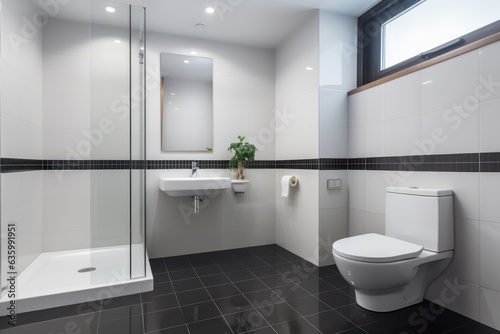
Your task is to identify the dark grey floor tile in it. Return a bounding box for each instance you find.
[273,284,310,301]
[305,309,358,333]
[235,278,268,293]
[200,273,231,287]
[187,316,232,334]
[286,295,331,316]
[316,289,356,309]
[263,255,289,266]
[169,268,198,281]
[176,288,211,306]
[207,283,241,299]
[141,281,174,300]
[171,277,203,292]
[214,294,254,315]
[251,327,279,334]
[244,289,284,308]
[101,294,142,310]
[218,262,246,272]
[224,309,270,333]
[299,279,337,294]
[256,302,302,325]
[100,304,142,323]
[150,258,167,274]
[335,303,394,326]
[153,272,170,284]
[446,322,500,333]
[180,301,221,323]
[149,324,189,334]
[273,317,321,334]
[98,314,143,334]
[143,293,179,314]
[260,274,294,289]
[251,266,280,278]
[166,261,193,272]
[324,274,351,289]
[241,259,269,269]
[144,308,186,332]
[194,265,222,276]
[226,269,256,282]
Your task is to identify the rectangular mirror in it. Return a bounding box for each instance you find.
[160,52,213,152]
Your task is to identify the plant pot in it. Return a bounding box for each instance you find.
[234,161,246,180]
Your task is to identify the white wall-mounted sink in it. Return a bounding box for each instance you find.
[159,177,231,196]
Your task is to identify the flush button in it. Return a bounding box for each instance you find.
[327,179,342,190]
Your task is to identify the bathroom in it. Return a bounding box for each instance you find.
[1,0,499,333]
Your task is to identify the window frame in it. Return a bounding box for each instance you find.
[357,0,500,87]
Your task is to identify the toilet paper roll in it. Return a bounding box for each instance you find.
[281,175,298,197]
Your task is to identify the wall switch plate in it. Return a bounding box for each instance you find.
[327,179,341,190]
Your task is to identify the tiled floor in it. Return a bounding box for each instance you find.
[1,244,499,334]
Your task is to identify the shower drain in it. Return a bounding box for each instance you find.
[78,267,96,273]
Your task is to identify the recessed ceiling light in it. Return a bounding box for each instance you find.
[183,60,190,64]
[305,66,314,71]
[190,50,198,55]
[114,39,122,44]
[205,6,215,14]
[422,80,433,85]
[195,23,205,30]
[105,6,116,13]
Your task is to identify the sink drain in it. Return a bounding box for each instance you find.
[78,267,96,273]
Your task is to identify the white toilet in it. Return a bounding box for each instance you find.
[332,186,454,312]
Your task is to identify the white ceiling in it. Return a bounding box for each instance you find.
[144,0,381,49]
[44,0,381,49]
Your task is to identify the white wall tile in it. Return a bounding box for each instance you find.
[480,221,500,292]
[479,41,500,102]
[213,72,249,106]
[421,106,479,154]
[365,211,385,235]
[43,18,89,57]
[319,170,348,210]
[384,115,421,156]
[90,58,129,98]
[348,208,366,236]
[446,218,480,285]
[365,122,384,157]
[348,125,366,158]
[421,51,479,113]
[385,72,421,120]
[365,171,387,214]
[347,170,366,211]
[42,53,90,95]
[480,287,500,331]
[425,275,480,322]
[480,173,500,224]
[365,85,385,124]
[275,12,318,106]
[319,208,348,265]
[480,99,500,152]
[44,94,90,130]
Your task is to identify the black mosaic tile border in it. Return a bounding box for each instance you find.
[1,153,500,173]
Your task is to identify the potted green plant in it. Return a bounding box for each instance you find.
[227,135,257,180]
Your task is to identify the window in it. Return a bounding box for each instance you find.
[357,0,500,86]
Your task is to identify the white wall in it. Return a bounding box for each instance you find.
[275,11,356,266]
[275,12,320,264]
[318,11,356,266]
[347,40,500,330]
[146,31,276,258]
[1,0,44,278]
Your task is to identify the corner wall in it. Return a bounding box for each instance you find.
[347,40,500,330]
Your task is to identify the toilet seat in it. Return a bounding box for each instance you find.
[332,233,423,263]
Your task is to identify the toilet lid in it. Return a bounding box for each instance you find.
[332,233,424,263]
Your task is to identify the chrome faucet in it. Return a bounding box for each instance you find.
[191,161,199,177]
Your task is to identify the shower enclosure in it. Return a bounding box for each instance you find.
[0,0,152,315]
